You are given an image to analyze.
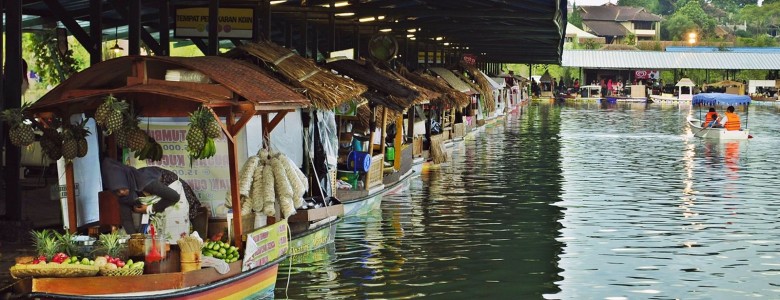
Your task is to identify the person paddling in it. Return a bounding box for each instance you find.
[721,106,742,131]
[706,113,722,128]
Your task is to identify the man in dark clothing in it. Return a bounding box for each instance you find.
[101,158,180,233]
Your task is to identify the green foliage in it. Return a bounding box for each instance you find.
[28,30,82,87]
[581,39,601,49]
[617,0,659,13]
[677,0,717,35]
[734,29,751,38]
[663,14,697,40]
[624,33,637,45]
[736,35,778,47]
[569,3,583,28]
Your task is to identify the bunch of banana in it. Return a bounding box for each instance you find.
[135,136,164,162]
[194,137,216,160]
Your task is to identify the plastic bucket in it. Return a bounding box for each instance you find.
[180,252,201,272]
[348,151,371,173]
[337,170,359,187]
[385,147,395,161]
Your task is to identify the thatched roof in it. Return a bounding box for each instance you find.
[398,67,470,108]
[326,59,420,112]
[29,56,309,116]
[224,41,368,109]
[429,67,478,95]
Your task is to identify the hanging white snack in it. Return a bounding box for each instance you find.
[270,155,296,218]
[280,154,306,208]
[240,196,253,216]
[286,156,309,191]
[258,148,270,164]
[239,156,260,197]
[262,165,276,216]
[250,163,265,213]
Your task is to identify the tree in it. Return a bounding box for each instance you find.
[569,2,583,28]
[663,13,697,40]
[617,0,659,12]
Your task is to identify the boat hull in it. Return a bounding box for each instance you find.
[687,118,750,140]
[288,222,338,256]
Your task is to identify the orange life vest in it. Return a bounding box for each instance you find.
[724,111,741,131]
[705,112,717,124]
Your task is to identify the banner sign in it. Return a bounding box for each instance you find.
[133,122,231,217]
[335,100,357,116]
[634,70,660,80]
[462,54,477,66]
[242,220,289,271]
[175,7,255,39]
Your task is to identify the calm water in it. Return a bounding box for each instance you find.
[275,102,780,299]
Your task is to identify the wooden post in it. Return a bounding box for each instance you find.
[394,114,403,170]
[129,0,141,55]
[226,111,243,250]
[89,0,102,65]
[208,0,220,56]
[65,163,78,233]
[159,0,170,56]
[380,108,388,157]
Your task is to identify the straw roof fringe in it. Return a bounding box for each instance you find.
[373,63,440,105]
[355,103,400,133]
[460,63,496,113]
[29,56,309,114]
[398,67,470,108]
[326,59,420,112]
[224,41,368,109]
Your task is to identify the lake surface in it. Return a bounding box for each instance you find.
[275,102,780,299]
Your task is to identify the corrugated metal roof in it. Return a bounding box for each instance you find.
[562,50,780,70]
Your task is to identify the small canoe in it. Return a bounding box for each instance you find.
[687,117,750,140]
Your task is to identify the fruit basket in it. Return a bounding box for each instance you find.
[100,267,143,277]
[10,263,99,279]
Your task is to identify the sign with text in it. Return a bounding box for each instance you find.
[242,220,289,271]
[132,122,231,217]
[462,54,477,66]
[175,7,255,39]
[634,70,660,80]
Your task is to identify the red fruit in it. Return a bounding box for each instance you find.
[116,261,125,268]
[38,255,47,261]
[32,259,40,264]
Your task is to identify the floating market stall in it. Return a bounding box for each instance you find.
[325,58,420,216]
[8,55,311,298]
[703,80,745,95]
[430,67,480,141]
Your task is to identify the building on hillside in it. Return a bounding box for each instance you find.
[577,3,662,44]
[565,23,605,47]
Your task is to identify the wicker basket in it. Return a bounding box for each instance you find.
[10,263,99,279]
[100,267,144,276]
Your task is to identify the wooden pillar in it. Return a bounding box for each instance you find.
[258,0,270,41]
[208,0,220,55]
[380,107,388,158]
[159,0,170,56]
[302,13,309,57]
[226,112,243,250]
[394,114,403,170]
[129,0,141,55]
[5,0,22,221]
[407,106,415,140]
[328,2,336,53]
[89,0,102,65]
[353,23,359,59]
[65,163,78,233]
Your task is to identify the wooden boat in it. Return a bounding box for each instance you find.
[12,220,289,299]
[9,56,315,298]
[688,93,752,140]
[606,96,647,103]
[337,168,415,216]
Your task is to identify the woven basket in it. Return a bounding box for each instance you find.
[100,267,143,277]
[10,263,99,279]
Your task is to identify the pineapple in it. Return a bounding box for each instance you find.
[62,137,78,160]
[71,120,91,158]
[97,231,126,259]
[115,127,131,148]
[1,103,35,147]
[40,127,63,161]
[31,229,60,261]
[186,126,205,155]
[127,128,148,151]
[94,95,116,125]
[97,97,128,135]
[200,107,221,139]
[53,231,80,257]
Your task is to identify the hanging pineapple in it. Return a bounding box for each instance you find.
[1,103,35,147]
[186,106,217,160]
[95,95,128,135]
[61,127,79,161]
[72,119,91,158]
[40,127,63,161]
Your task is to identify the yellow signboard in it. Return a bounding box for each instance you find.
[175,7,255,39]
[132,123,231,217]
[242,220,289,271]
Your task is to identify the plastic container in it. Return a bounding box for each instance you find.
[347,151,371,173]
[385,147,395,161]
[337,170,359,187]
[180,251,202,273]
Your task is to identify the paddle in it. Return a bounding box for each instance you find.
[696,119,716,135]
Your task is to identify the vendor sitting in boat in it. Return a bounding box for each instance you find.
[101,158,198,240]
[721,106,742,131]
